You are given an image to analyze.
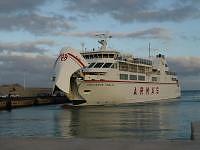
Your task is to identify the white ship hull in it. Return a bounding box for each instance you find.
[71,80,181,106]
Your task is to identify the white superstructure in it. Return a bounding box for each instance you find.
[53,34,181,106]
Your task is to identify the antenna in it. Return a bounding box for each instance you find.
[81,42,85,52]
[148,42,151,58]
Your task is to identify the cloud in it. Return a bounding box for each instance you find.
[0,52,55,87]
[0,39,56,54]
[0,13,73,35]
[0,0,47,13]
[65,0,200,23]
[0,39,57,87]
[168,57,200,77]
[180,35,200,42]
[57,27,171,40]
[168,57,200,90]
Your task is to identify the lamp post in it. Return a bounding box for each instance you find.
[23,70,26,91]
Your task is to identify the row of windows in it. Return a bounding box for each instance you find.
[120,74,145,81]
[88,62,151,74]
[119,62,151,74]
[120,74,158,82]
[134,58,152,65]
[83,53,116,59]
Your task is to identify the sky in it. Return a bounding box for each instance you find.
[0,0,200,90]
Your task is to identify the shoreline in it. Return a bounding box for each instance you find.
[0,96,69,110]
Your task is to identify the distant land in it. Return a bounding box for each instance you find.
[0,84,51,97]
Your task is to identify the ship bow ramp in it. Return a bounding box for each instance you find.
[53,47,88,94]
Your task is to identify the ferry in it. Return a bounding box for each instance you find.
[53,34,181,106]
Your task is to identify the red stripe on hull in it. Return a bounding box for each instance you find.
[84,80,178,85]
[67,53,85,67]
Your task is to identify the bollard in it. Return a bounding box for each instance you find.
[6,97,12,111]
[191,122,200,140]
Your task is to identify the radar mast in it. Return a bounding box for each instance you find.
[96,33,112,51]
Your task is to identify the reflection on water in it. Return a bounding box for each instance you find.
[0,90,200,139]
[56,102,187,139]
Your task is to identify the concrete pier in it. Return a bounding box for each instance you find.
[0,96,69,110]
[1,138,200,150]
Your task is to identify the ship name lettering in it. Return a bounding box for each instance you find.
[151,87,155,94]
[146,87,149,95]
[140,87,144,95]
[86,83,114,86]
[156,87,159,94]
[134,87,137,95]
[133,86,159,95]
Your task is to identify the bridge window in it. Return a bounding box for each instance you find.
[84,55,89,59]
[120,74,128,80]
[94,63,104,68]
[88,63,95,68]
[102,63,113,68]
[109,54,114,58]
[103,54,108,58]
[98,54,102,58]
[89,55,94,59]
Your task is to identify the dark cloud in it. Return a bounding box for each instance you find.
[0,53,55,87]
[65,0,157,15]
[168,56,200,90]
[113,5,199,23]
[65,0,200,23]
[58,27,171,40]
[0,0,47,13]
[0,13,73,35]
[0,39,55,54]
[168,57,200,77]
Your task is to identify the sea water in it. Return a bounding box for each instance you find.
[0,90,200,140]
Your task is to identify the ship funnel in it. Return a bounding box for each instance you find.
[53,47,88,94]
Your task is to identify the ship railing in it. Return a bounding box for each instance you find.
[165,71,176,76]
